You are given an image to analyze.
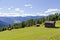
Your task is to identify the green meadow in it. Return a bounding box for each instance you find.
[0,21,60,40]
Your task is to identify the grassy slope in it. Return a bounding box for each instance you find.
[0,21,60,40]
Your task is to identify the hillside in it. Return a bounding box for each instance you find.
[0,21,60,40]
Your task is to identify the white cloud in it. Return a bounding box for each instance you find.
[0,13,19,17]
[0,8,2,10]
[0,12,47,17]
[44,8,60,16]
[0,8,60,17]
[7,6,14,10]
[30,7,32,8]
[24,4,32,7]
[24,4,32,8]
[45,8,60,13]
[10,6,14,8]
[8,8,11,10]
[36,12,48,16]
[15,8,24,12]
[15,8,20,12]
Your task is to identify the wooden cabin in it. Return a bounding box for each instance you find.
[8,27,12,30]
[44,21,56,28]
[36,24,40,27]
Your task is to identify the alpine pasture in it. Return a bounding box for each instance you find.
[0,21,60,40]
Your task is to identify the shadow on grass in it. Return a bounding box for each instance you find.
[45,26,60,29]
[54,27,60,28]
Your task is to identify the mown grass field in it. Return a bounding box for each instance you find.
[0,21,60,40]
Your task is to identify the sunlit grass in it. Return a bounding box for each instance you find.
[0,21,60,40]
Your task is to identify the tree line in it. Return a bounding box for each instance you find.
[0,13,60,31]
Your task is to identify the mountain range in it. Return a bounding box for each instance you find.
[0,16,46,27]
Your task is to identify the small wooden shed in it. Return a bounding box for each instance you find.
[8,27,12,30]
[44,21,56,28]
[36,24,40,27]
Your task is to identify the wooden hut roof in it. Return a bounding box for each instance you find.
[36,24,40,25]
[45,21,55,23]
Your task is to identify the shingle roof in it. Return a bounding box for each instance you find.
[45,21,55,23]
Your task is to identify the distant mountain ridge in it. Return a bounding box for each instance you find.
[0,21,8,28]
[0,16,46,27]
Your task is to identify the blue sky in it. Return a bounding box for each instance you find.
[0,0,60,17]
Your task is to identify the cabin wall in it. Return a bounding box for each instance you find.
[45,23,55,28]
